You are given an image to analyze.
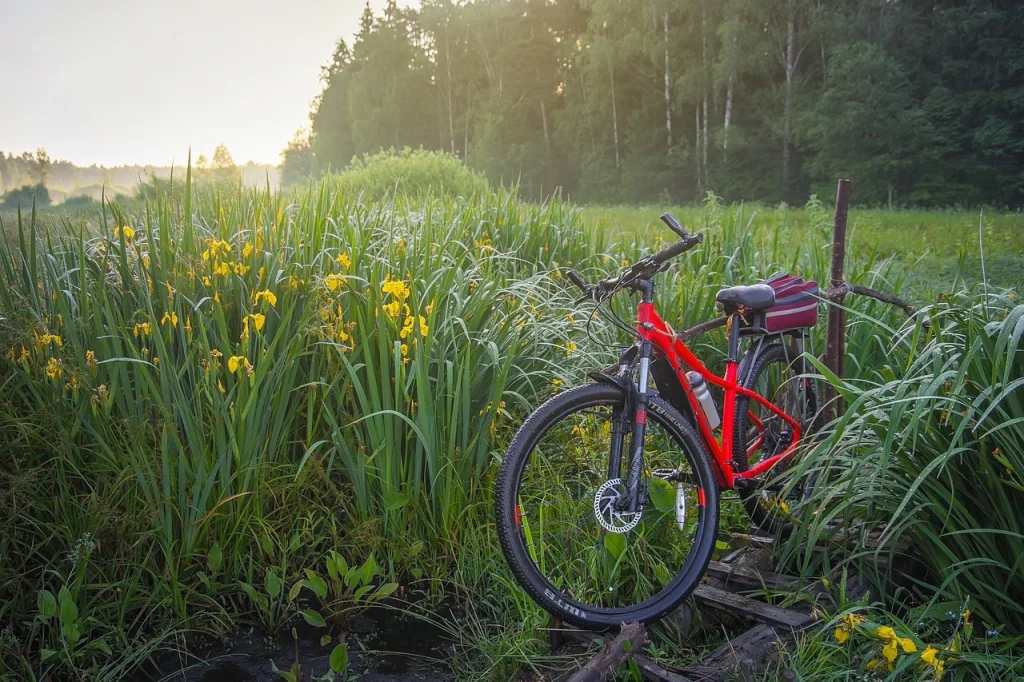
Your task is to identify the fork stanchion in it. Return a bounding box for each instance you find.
[824,179,852,422]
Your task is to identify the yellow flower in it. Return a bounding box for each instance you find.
[210,349,223,358]
[85,350,96,368]
[898,637,917,653]
[841,613,865,628]
[834,627,850,644]
[232,262,250,276]
[324,274,347,291]
[779,500,790,514]
[381,278,411,300]
[203,276,212,287]
[551,378,564,388]
[865,659,881,671]
[228,355,247,373]
[882,639,899,664]
[400,343,409,357]
[250,313,266,332]
[115,225,135,242]
[34,332,63,348]
[214,262,229,277]
[19,346,30,363]
[217,379,225,394]
[133,321,152,338]
[383,301,401,318]
[875,626,896,641]
[242,243,254,258]
[335,252,351,269]
[564,341,577,356]
[288,276,304,291]
[184,317,193,336]
[570,425,586,438]
[254,290,277,307]
[425,299,435,314]
[961,609,971,621]
[45,357,63,379]
[161,311,179,327]
[920,647,939,666]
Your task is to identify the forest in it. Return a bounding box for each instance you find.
[280,0,1024,207]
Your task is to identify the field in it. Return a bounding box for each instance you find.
[1,180,1022,681]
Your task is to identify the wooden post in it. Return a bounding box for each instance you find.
[824,179,852,421]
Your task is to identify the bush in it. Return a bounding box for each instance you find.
[1,183,50,210]
[329,148,490,201]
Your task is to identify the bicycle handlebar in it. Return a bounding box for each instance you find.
[566,213,703,301]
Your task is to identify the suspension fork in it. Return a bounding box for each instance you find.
[623,339,653,512]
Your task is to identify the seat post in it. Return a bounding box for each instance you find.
[726,314,742,362]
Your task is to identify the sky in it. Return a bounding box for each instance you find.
[0,0,412,167]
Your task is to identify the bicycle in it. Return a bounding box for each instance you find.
[494,214,822,630]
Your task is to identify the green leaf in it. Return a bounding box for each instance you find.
[37,590,57,620]
[353,584,375,601]
[40,649,57,662]
[58,588,78,626]
[265,569,283,599]
[288,580,304,603]
[62,620,81,647]
[373,582,399,600]
[320,634,332,647]
[330,643,349,673]
[648,478,676,513]
[304,570,328,599]
[604,532,627,560]
[654,563,674,587]
[208,542,223,573]
[383,491,411,510]
[301,609,327,628]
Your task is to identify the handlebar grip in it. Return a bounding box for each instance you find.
[566,269,589,293]
[651,233,704,265]
[659,213,690,240]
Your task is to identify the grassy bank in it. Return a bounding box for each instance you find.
[1,183,1021,680]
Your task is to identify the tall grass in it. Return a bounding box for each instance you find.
[1,181,1014,679]
[781,291,1024,637]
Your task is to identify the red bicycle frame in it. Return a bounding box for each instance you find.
[636,301,802,489]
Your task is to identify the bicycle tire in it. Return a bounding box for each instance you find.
[731,342,820,530]
[495,383,720,630]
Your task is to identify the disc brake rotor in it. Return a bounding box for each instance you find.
[593,478,642,533]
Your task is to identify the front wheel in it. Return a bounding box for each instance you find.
[495,383,720,630]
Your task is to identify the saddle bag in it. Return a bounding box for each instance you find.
[753,273,820,333]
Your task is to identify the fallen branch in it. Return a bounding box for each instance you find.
[676,281,920,341]
[567,622,648,682]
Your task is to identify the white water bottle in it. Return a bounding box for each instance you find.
[686,371,721,429]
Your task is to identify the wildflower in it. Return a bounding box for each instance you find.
[232,262,250,276]
[243,243,254,258]
[834,626,850,644]
[45,357,63,380]
[19,346,30,363]
[133,321,152,338]
[382,301,401,318]
[214,262,229,277]
[564,341,577,356]
[570,425,586,438]
[253,290,277,307]
[324,274,347,291]
[92,384,108,405]
[898,637,917,653]
[335,252,351,269]
[875,626,896,641]
[288,276,304,291]
[184,317,193,337]
[400,343,409,357]
[217,379,225,394]
[469,280,478,292]
[567,314,575,323]
[202,239,230,261]
[381,278,411,300]
[425,299,435,314]
[242,314,266,338]
[152,356,159,366]
[34,332,63,348]
[203,276,212,287]
[85,350,96,368]
[395,238,407,254]
[115,225,135,242]
[161,311,179,327]
[621,258,630,267]
[551,378,564,388]
[865,659,881,671]
[227,355,248,374]
[961,609,971,621]
[882,639,899,664]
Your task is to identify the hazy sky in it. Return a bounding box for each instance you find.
[0,0,412,167]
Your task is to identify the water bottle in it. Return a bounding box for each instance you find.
[686,371,721,429]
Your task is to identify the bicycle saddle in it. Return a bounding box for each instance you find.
[716,284,776,310]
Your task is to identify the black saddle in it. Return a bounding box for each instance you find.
[716,284,776,310]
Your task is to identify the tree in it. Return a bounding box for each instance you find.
[34,148,52,186]
[280,129,313,185]
[2,184,51,210]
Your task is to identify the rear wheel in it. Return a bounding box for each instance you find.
[731,342,820,531]
[495,383,719,630]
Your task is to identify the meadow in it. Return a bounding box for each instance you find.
[0,173,1021,680]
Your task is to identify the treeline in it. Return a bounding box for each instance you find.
[282,0,1024,207]
[0,147,280,203]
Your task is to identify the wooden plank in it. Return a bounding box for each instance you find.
[691,585,814,630]
[704,561,798,592]
[634,654,697,682]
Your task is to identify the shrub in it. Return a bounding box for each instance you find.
[329,148,490,201]
[1,183,50,210]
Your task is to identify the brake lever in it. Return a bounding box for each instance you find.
[659,213,690,241]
